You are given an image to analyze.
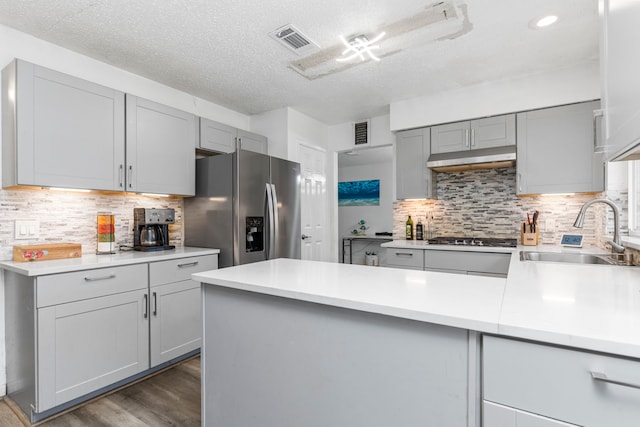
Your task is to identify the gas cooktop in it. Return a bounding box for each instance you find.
[426,237,517,248]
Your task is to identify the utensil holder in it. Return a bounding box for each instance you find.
[521,222,539,246]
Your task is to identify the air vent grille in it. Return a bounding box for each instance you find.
[354,121,370,146]
[269,24,320,56]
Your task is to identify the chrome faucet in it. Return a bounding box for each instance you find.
[573,198,625,253]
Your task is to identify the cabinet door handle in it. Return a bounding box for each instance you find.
[591,371,640,390]
[119,164,124,187]
[128,165,133,188]
[395,252,413,256]
[152,292,157,316]
[517,173,523,193]
[471,129,476,147]
[177,261,199,268]
[465,129,470,148]
[143,294,148,319]
[84,273,116,282]
[593,109,604,153]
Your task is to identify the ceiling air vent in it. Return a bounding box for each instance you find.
[269,24,320,56]
[353,120,370,146]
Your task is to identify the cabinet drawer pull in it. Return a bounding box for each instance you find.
[177,261,199,268]
[119,164,124,187]
[84,273,116,282]
[471,128,476,147]
[395,252,414,257]
[591,371,640,390]
[143,294,148,319]
[128,165,133,188]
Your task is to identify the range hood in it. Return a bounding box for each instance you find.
[426,145,516,172]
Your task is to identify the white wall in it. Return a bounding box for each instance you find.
[0,24,255,399]
[390,63,600,131]
[338,162,394,236]
[329,114,394,152]
[250,107,289,160]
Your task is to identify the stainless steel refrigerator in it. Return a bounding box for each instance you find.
[184,150,301,268]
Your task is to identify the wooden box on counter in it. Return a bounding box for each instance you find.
[13,243,82,262]
[520,222,539,246]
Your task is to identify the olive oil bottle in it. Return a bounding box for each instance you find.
[405,215,414,240]
[416,217,424,240]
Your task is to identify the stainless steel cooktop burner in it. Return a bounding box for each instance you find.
[426,237,517,247]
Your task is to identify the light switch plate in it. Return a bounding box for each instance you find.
[15,220,40,240]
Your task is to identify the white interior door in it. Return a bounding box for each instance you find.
[299,144,327,261]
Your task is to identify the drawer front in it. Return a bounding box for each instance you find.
[150,254,218,286]
[37,264,148,308]
[483,336,640,427]
[383,248,424,269]
[425,250,510,275]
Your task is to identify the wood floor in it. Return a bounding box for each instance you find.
[0,357,201,427]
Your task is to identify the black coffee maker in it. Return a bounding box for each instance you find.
[133,208,176,251]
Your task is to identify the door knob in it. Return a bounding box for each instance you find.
[301,234,312,240]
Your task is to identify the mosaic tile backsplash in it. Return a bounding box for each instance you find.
[393,167,628,249]
[0,189,183,260]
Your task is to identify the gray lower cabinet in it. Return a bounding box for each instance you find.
[149,255,217,366]
[2,59,125,191]
[516,101,604,195]
[424,250,511,278]
[199,117,268,154]
[38,287,150,411]
[126,95,196,196]
[484,401,579,427]
[383,248,510,277]
[483,335,640,427]
[431,114,516,154]
[4,254,217,422]
[382,248,425,270]
[395,128,436,199]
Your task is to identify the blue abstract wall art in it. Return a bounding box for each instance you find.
[338,179,380,206]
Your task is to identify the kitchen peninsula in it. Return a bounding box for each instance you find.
[194,254,640,427]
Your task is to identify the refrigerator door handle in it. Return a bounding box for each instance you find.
[265,183,275,259]
[271,183,279,258]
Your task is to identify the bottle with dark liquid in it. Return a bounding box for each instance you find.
[405,215,414,240]
[416,217,424,240]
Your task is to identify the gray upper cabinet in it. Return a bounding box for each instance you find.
[199,117,268,154]
[126,95,196,196]
[517,101,604,195]
[603,0,640,161]
[396,128,436,199]
[2,59,125,191]
[431,114,516,154]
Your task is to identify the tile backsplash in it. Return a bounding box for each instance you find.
[0,189,183,260]
[393,167,627,248]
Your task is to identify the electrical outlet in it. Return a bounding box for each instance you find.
[15,220,40,240]
[544,218,556,232]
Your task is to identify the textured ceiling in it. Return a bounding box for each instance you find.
[0,0,599,125]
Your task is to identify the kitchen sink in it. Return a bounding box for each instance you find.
[519,251,616,265]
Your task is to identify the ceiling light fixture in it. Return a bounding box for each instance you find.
[535,15,558,28]
[336,32,386,62]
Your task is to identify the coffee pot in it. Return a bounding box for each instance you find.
[140,225,159,246]
[133,208,175,251]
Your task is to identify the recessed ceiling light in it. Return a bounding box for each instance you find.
[535,15,558,28]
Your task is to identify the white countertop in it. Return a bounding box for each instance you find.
[194,258,506,333]
[0,247,220,276]
[194,250,640,359]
